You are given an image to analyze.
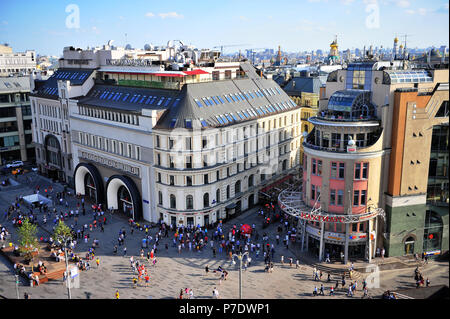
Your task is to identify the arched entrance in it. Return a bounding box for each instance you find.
[248,194,255,209]
[118,186,133,218]
[404,236,415,255]
[44,134,62,180]
[106,175,142,220]
[73,163,104,204]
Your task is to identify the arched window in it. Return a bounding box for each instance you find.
[235,180,241,194]
[248,175,254,187]
[203,193,209,208]
[186,195,193,210]
[216,189,221,203]
[170,194,176,209]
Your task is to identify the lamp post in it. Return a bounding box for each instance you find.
[62,237,72,299]
[15,274,19,299]
[231,251,249,299]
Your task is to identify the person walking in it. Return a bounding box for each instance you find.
[319,284,325,296]
[330,286,334,296]
[96,258,100,268]
[123,247,127,257]
[213,287,219,299]
[115,290,120,299]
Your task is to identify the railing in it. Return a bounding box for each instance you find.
[314,114,379,122]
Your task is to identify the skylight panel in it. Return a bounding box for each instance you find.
[157,97,165,106]
[129,94,137,103]
[216,115,224,124]
[235,94,242,101]
[230,94,238,102]
[145,96,153,104]
[239,93,246,101]
[200,119,208,127]
[122,93,130,102]
[150,96,157,104]
[224,95,232,103]
[275,87,282,94]
[244,92,251,99]
[107,92,115,100]
[112,92,120,101]
[242,111,250,118]
[221,115,229,123]
[225,114,233,122]
[249,92,256,99]
[218,96,225,104]
[237,111,245,119]
[164,97,172,107]
[194,98,203,107]
[212,96,220,104]
[208,97,215,105]
[173,98,181,106]
[185,119,192,129]
[139,96,147,103]
[133,95,141,103]
[230,113,239,121]
[115,93,123,101]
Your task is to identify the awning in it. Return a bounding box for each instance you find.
[225,203,237,210]
[260,175,292,193]
[183,70,209,75]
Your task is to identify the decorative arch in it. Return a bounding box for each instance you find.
[73,163,104,204]
[106,175,142,220]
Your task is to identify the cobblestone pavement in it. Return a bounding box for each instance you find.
[0,171,448,299]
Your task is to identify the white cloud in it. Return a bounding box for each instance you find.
[417,7,427,15]
[238,15,249,21]
[91,26,100,34]
[395,0,410,8]
[145,12,155,18]
[405,9,415,14]
[158,12,183,19]
[341,0,355,5]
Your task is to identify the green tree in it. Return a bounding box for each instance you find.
[53,220,73,244]
[17,218,39,268]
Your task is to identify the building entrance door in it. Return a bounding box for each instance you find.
[404,237,415,255]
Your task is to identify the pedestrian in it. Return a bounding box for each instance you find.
[289,258,293,267]
[313,286,318,296]
[213,287,219,299]
[132,277,138,288]
[96,258,100,268]
[115,290,120,299]
[330,286,334,296]
[281,255,284,265]
[123,247,127,257]
[113,245,117,255]
[381,248,385,259]
[347,285,353,297]
[205,265,209,275]
[296,259,300,269]
[145,274,150,287]
[189,288,194,299]
[426,278,430,287]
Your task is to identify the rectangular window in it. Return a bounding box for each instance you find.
[330,189,336,205]
[204,174,209,184]
[135,146,140,160]
[353,190,360,206]
[339,163,345,179]
[185,137,192,150]
[317,160,322,176]
[355,163,361,179]
[202,136,208,148]
[311,185,316,200]
[360,190,367,206]
[186,176,192,186]
[169,156,174,168]
[337,190,344,206]
[331,162,337,179]
[156,136,160,148]
[186,156,192,169]
[312,159,317,175]
[169,138,174,150]
[362,163,368,179]
[170,175,175,186]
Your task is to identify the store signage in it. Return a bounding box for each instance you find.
[347,145,357,153]
[106,59,153,67]
[80,151,140,176]
[299,212,345,223]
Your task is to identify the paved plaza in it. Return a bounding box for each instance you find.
[0,171,448,299]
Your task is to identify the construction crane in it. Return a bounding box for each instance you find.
[246,48,266,65]
[213,44,250,56]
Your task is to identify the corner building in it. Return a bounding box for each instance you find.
[280,60,448,262]
[31,44,303,226]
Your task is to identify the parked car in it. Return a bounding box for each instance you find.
[6,161,24,168]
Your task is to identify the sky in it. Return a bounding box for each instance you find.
[0,0,448,56]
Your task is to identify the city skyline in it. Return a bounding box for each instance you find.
[0,0,449,56]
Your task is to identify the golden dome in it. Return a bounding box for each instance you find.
[394,37,399,43]
[399,44,404,48]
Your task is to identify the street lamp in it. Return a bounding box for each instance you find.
[15,274,19,299]
[231,251,249,299]
[60,236,72,299]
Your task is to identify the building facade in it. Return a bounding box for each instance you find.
[279,59,449,261]
[0,77,34,163]
[32,42,304,227]
[0,44,36,77]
